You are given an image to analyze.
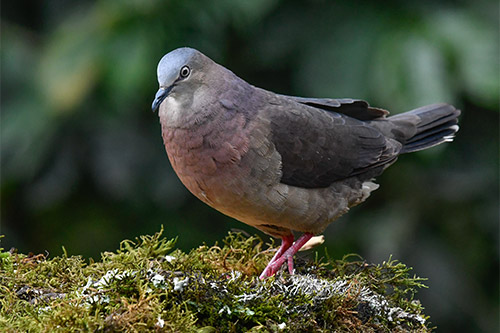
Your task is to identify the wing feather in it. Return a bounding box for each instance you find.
[279,95,389,121]
[266,95,400,188]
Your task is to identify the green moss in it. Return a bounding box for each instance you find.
[0,228,431,332]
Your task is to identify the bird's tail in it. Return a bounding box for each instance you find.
[373,103,460,153]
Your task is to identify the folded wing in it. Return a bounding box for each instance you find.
[268,96,401,188]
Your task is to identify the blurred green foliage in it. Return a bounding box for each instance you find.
[1,0,498,332]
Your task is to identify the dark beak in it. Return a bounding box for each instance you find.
[152,86,171,112]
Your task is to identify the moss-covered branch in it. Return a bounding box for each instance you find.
[0,229,430,332]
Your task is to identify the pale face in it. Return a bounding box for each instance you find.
[152,47,219,128]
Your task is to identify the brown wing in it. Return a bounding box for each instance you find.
[267,95,401,188]
[279,95,389,121]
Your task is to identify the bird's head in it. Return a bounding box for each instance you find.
[152,47,211,113]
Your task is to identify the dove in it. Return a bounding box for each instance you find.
[152,47,460,279]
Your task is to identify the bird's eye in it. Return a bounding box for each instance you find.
[180,66,190,78]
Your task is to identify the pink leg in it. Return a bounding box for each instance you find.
[259,235,294,280]
[287,255,294,274]
[260,233,314,279]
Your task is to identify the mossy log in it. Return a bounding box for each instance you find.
[0,229,430,332]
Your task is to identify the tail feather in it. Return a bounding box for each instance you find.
[402,124,459,153]
[383,103,460,154]
[410,110,459,133]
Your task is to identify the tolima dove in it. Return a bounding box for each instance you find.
[152,47,460,279]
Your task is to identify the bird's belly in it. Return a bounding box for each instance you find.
[163,127,375,237]
[169,150,368,237]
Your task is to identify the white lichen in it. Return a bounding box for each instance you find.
[236,274,425,325]
[150,273,166,288]
[218,305,232,315]
[228,270,242,283]
[156,315,165,328]
[165,255,176,263]
[173,277,189,292]
[77,269,137,305]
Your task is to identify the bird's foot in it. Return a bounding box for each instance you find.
[259,235,294,279]
[259,233,314,279]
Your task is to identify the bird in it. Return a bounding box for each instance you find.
[152,47,460,279]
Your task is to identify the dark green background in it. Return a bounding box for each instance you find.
[1,1,498,331]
